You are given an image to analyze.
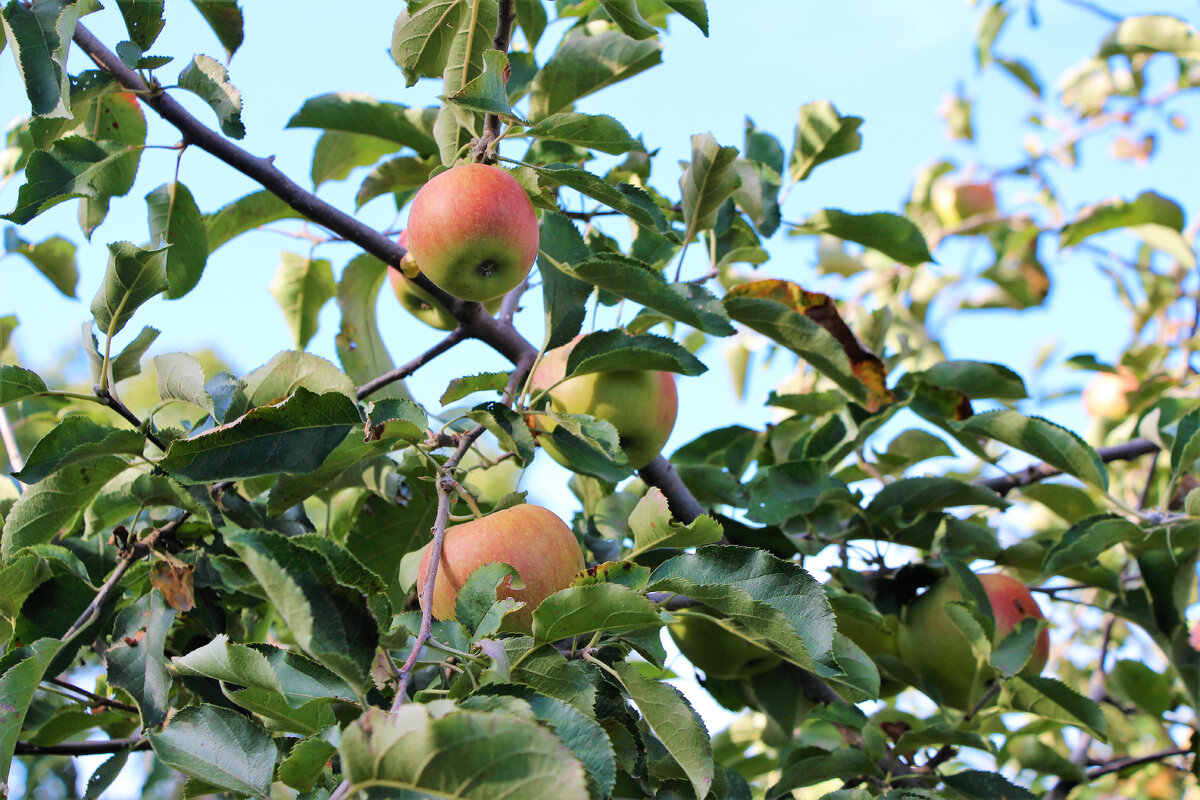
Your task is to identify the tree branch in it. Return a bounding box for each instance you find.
[1086,746,1191,779]
[639,456,706,523]
[976,438,1160,495]
[356,327,468,401]
[46,678,138,713]
[472,0,517,163]
[14,736,150,756]
[94,385,168,452]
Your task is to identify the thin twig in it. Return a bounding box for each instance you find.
[62,530,158,642]
[977,438,1160,495]
[14,736,150,756]
[356,327,468,401]
[94,385,168,452]
[472,0,517,163]
[47,678,138,713]
[1085,746,1191,779]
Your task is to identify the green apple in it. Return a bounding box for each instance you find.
[897,573,1050,709]
[668,613,782,680]
[390,230,501,330]
[416,503,584,634]
[930,176,997,228]
[1082,367,1138,420]
[406,163,539,302]
[530,336,678,469]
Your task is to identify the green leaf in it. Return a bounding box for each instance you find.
[663,0,708,35]
[311,131,398,188]
[188,0,243,58]
[1171,407,1200,476]
[523,692,616,798]
[539,213,593,350]
[941,770,1037,800]
[627,487,723,556]
[277,736,337,791]
[867,477,1009,526]
[268,253,336,351]
[791,209,932,266]
[530,163,673,235]
[975,1,1008,67]
[149,704,275,799]
[265,432,394,515]
[146,182,209,299]
[789,100,863,182]
[526,112,640,155]
[205,190,303,253]
[2,229,78,297]
[442,0,499,97]
[0,315,15,355]
[108,324,159,383]
[565,329,708,377]
[158,387,362,483]
[288,92,439,157]
[569,254,733,335]
[732,159,781,237]
[335,254,409,401]
[226,530,378,691]
[1098,14,1200,60]
[339,705,589,798]
[529,28,662,121]
[82,753,129,800]
[447,49,524,122]
[596,0,657,39]
[467,402,536,466]
[514,0,547,48]
[508,642,597,713]
[390,0,469,87]
[1004,675,1107,741]
[1042,515,1144,577]
[1061,190,1186,246]
[153,352,214,413]
[177,54,245,139]
[115,0,164,50]
[959,410,1108,490]
[680,132,740,244]
[613,660,713,800]
[0,0,77,118]
[106,590,176,728]
[0,364,47,407]
[1,456,128,559]
[441,371,510,405]
[531,583,665,641]
[12,415,144,484]
[648,546,837,674]
[241,351,355,406]
[90,241,169,338]
[354,155,433,209]
[0,639,64,783]
[2,137,138,225]
[921,360,1027,400]
[364,396,427,444]
[541,411,632,482]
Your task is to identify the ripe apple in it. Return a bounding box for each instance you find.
[897,573,1050,709]
[406,163,539,302]
[1082,367,1138,420]
[668,613,782,680]
[930,176,997,228]
[530,336,678,469]
[390,231,501,330]
[416,504,584,634]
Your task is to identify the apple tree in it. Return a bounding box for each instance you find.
[1,1,1198,798]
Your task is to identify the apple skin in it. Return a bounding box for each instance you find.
[668,614,782,680]
[530,337,678,469]
[931,177,997,228]
[416,504,584,634]
[831,600,907,698]
[897,573,1050,710]
[1082,367,1138,420]
[390,231,501,330]
[406,163,539,302]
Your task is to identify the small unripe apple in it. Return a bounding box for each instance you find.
[1082,367,1138,421]
[668,614,782,680]
[897,573,1049,709]
[406,163,539,302]
[931,177,996,228]
[416,504,584,634]
[530,336,678,469]
[390,231,500,330]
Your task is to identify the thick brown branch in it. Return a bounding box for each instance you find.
[639,456,706,523]
[977,438,1160,495]
[14,736,150,756]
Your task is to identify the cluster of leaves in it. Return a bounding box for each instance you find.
[1,1,1200,799]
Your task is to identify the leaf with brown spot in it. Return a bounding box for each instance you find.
[150,559,195,613]
[724,280,892,412]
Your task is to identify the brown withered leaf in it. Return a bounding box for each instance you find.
[725,279,893,412]
[150,559,195,613]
